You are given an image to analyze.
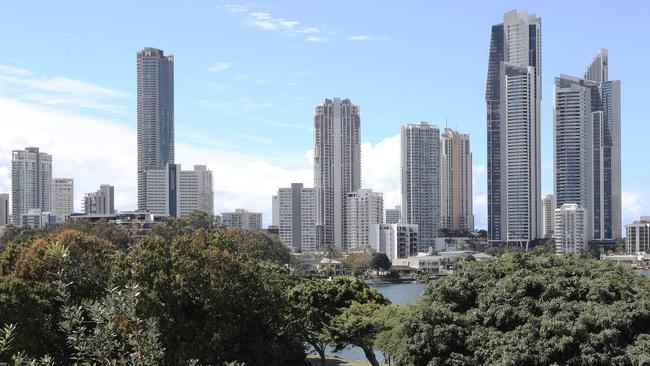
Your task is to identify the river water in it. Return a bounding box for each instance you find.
[325,282,427,362]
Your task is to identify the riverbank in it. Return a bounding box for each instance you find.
[307,354,386,366]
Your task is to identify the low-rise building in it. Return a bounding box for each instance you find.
[393,255,444,275]
[316,258,345,276]
[21,209,56,229]
[433,237,474,252]
[601,253,650,269]
[69,211,160,239]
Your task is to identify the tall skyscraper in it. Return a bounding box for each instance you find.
[313,97,361,248]
[274,183,318,252]
[52,178,74,218]
[0,193,9,226]
[401,122,441,251]
[11,147,52,226]
[346,189,383,249]
[137,47,175,212]
[553,49,621,243]
[83,184,115,215]
[486,10,542,245]
[440,128,474,232]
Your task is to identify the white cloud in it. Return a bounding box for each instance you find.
[348,35,370,41]
[305,36,327,43]
[209,62,231,72]
[0,65,128,113]
[474,193,487,229]
[622,190,650,225]
[249,11,271,20]
[0,65,28,76]
[0,97,135,212]
[361,135,400,209]
[224,4,247,14]
[347,35,389,41]
[0,95,315,226]
[232,8,325,42]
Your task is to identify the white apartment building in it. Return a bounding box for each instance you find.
[440,128,473,231]
[401,122,441,251]
[52,178,74,218]
[369,223,418,261]
[313,98,361,248]
[143,163,213,217]
[179,165,214,217]
[274,183,318,252]
[222,209,262,230]
[385,205,401,224]
[346,189,383,249]
[554,203,587,254]
[11,147,52,226]
[626,217,650,254]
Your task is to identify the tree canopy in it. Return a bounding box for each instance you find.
[370,252,391,272]
[377,253,650,365]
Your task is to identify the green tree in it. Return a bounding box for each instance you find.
[327,301,387,366]
[370,253,391,273]
[114,231,305,365]
[379,253,650,365]
[341,252,373,276]
[12,230,116,301]
[287,276,389,365]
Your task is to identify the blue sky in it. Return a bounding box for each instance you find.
[0,0,648,229]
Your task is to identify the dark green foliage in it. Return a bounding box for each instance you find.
[381,253,650,365]
[370,252,391,272]
[287,277,388,365]
[0,218,303,365]
[114,231,305,365]
[0,277,62,360]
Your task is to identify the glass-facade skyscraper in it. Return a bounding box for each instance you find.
[554,49,621,243]
[486,10,542,246]
[137,47,175,212]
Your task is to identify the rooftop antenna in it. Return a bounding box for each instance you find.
[445,114,448,130]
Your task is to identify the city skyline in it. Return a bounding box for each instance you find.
[0,1,648,230]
